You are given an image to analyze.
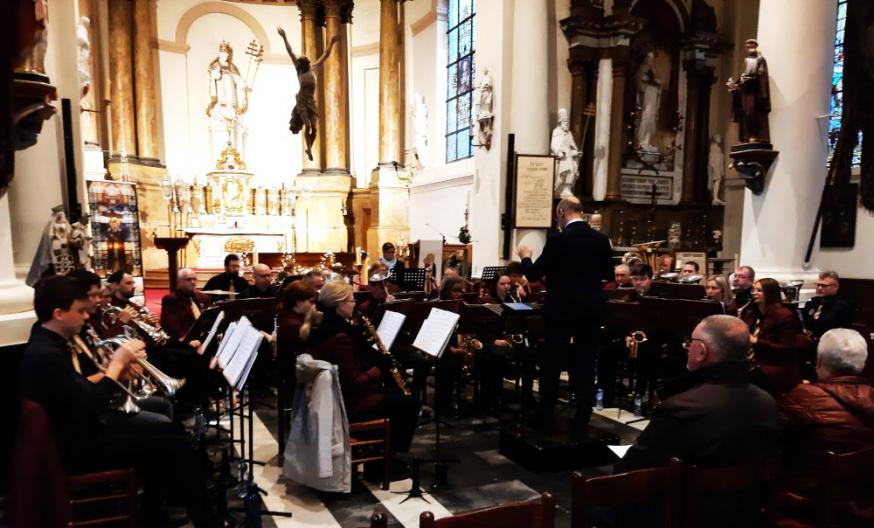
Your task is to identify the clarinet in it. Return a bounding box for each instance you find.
[359,314,411,396]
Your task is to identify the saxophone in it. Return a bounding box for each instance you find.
[359,314,411,396]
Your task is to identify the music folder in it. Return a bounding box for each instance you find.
[412,307,460,358]
[215,316,263,391]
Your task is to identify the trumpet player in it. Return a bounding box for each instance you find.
[104,270,160,337]
[22,275,217,526]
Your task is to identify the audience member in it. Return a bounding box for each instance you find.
[732,265,755,313]
[741,278,802,393]
[802,271,853,339]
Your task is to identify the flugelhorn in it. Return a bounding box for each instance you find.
[100,303,171,346]
[98,329,186,397]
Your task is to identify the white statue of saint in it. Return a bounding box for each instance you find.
[411,92,429,168]
[708,134,726,205]
[551,108,582,198]
[634,50,662,152]
[77,16,99,146]
[69,217,93,271]
[207,41,249,168]
[475,68,494,149]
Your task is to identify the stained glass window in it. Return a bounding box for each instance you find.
[829,0,862,166]
[446,0,475,163]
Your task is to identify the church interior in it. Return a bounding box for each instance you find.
[2,0,874,526]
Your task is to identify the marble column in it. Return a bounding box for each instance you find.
[323,0,349,175]
[681,62,715,203]
[510,0,550,251]
[739,0,836,278]
[133,0,160,163]
[298,0,324,173]
[378,0,402,165]
[108,0,136,159]
[605,59,627,201]
[0,195,35,346]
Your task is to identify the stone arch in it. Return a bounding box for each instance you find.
[630,0,690,34]
[173,1,272,54]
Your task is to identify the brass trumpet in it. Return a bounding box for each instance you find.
[626,330,648,360]
[99,303,171,346]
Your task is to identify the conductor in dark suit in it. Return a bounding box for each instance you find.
[517,197,614,429]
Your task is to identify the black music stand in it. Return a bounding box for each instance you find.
[480,266,508,282]
[400,268,426,291]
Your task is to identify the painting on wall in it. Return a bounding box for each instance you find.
[87,180,143,277]
[820,183,858,249]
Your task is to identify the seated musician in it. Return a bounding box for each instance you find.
[239,263,278,299]
[732,265,756,314]
[160,268,209,349]
[802,271,853,339]
[680,261,701,282]
[423,252,437,277]
[277,280,317,361]
[474,272,520,412]
[67,270,173,425]
[101,270,156,338]
[301,282,420,453]
[506,261,530,300]
[704,274,735,313]
[21,276,215,526]
[301,270,326,291]
[609,264,633,289]
[431,275,468,416]
[379,242,406,276]
[656,254,674,277]
[614,315,778,527]
[741,278,803,393]
[203,253,250,299]
[630,263,653,298]
[778,329,874,526]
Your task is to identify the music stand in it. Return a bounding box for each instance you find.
[278,274,304,291]
[480,266,508,282]
[400,268,426,291]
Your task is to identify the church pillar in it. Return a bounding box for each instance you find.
[739,0,836,277]
[298,0,324,173]
[132,0,160,163]
[108,0,136,159]
[569,58,594,199]
[510,0,550,251]
[368,0,408,258]
[340,2,352,171]
[681,62,715,203]
[323,0,349,175]
[0,195,35,346]
[605,58,628,201]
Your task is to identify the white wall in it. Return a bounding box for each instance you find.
[816,207,874,279]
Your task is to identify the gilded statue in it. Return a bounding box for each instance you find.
[727,39,771,144]
[277,27,339,162]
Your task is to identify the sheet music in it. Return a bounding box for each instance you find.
[217,318,253,369]
[503,302,533,311]
[201,310,226,352]
[215,321,237,366]
[608,445,632,459]
[223,325,263,390]
[413,308,460,358]
[377,311,406,351]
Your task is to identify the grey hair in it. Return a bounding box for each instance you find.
[697,315,751,363]
[818,270,840,284]
[614,264,630,273]
[177,267,195,279]
[817,328,868,375]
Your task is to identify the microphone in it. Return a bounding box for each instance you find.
[425,223,447,245]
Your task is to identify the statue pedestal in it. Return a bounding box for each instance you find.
[729,143,778,195]
[367,164,411,258]
[295,173,351,253]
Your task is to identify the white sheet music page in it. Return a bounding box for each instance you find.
[224,325,263,390]
[214,321,237,366]
[217,317,252,369]
[201,310,226,352]
[377,311,406,351]
[412,308,460,358]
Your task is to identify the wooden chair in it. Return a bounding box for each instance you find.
[419,492,555,528]
[777,446,874,528]
[682,456,781,528]
[66,468,139,527]
[570,461,683,528]
[350,418,393,491]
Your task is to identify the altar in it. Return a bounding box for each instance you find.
[184,225,292,268]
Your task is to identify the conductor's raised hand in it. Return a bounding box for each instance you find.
[516,246,533,259]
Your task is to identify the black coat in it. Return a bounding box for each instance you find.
[203,271,250,295]
[520,220,613,322]
[801,295,853,338]
[616,362,779,473]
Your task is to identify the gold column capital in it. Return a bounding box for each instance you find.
[323,0,345,18]
[298,0,319,20]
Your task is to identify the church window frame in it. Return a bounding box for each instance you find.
[445,0,475,163]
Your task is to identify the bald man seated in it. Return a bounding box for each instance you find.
[239,264,278,299]
[160,268,211,348]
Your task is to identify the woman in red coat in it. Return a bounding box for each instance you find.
[301,282,420,452]
[740,277,802,393]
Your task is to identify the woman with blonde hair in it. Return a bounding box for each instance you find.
[300,282,420,453]
[704,275,735,313]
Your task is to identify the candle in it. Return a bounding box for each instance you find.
[355,246,362,265]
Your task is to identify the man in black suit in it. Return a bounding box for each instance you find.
[203,253,249,300]
[802,271,853,339]
[517,197,614,429]
[731,265,755,313]
[239,263,278,299]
